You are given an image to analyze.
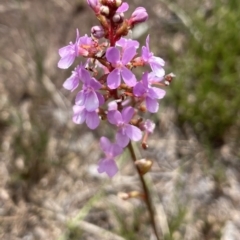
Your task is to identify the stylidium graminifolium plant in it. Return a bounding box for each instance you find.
[57,0,174,178]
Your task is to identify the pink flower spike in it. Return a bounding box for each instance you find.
[58,29,80,69]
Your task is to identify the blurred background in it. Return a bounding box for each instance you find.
[0,0,240,239]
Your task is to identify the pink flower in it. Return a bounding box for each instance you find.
[58,29,80,69]
[72,105,100,129]
[141,35,165,77]
[107,107,142,147]
[133,72,166,113]
[75,68,104,111]
[106,46,137,89]
[97,137,123,177]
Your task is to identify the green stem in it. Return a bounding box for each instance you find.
[128,142,161,240]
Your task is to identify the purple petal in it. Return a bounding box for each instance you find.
[97,158,118,178]
[116,2,129,13]
[148,71,164,83]
[116,131,129,147]
[141,46,150,61]
[122,46,136,64]
[133,82,146,96]
[96,92,105,106]
[107,69,121,89]
[63,73,79,91]
[76,29,80,41]
[81,68,91,84]
[75,91,85,105]
[149,87,166,99]
[106,47,120,64]
[146,35,150,51]
[146,97,159,113]
[122,107,134,123]
[116,38,139,49]
[107,110,122,125]
[85,91,99,111]
[58,55,75,69]
[121,67,136,87]
[100,137,111,153]
[89,77,102,90]
[110,144,123,157]
[59,45,72,58]
[125,125,142,141]
[142,72,149,87]
[72,105,86,124]
[149,57,165,77]
[86,111,100,129]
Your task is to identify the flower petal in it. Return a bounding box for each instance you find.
[85,91,99,111]
[116,131,129,147]
[106,47,120,64]
[133,82,145,96]
[122,46,136,64]
[122,107,134,123]
[63,73,79,91]
[75,91,85,105]
[149,87,166,99]
[72,105,86,124]
[96,92,105,106]
[121,67,136,87]
[86,111,100,129]
[125,125,142,141]
[89,77,102,90]
[58,54,75,69]
[58,45,72,58]
[146,97,159,113]
[110,144,123,157]
[107,110,122,125]
[107,69,121,89]
[100,137,111,153]
[116,2,129,13]
[97,158,118,178]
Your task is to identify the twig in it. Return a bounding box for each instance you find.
[128,142,161,240]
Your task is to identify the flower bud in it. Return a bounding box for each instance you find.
[129,7,148,26]
[91,25,105,39]
[112,12,124,23]
[135,158,153,175]
[164,72,176,86]
[87,0,101,14]
[100,5,110,16]
[118,191,143,200]
[115,0,122,8]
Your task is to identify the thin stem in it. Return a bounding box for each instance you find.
[128,142,161,240]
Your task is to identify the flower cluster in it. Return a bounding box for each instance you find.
[58,0,173,177]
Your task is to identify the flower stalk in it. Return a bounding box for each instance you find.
[128,141,161,240]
